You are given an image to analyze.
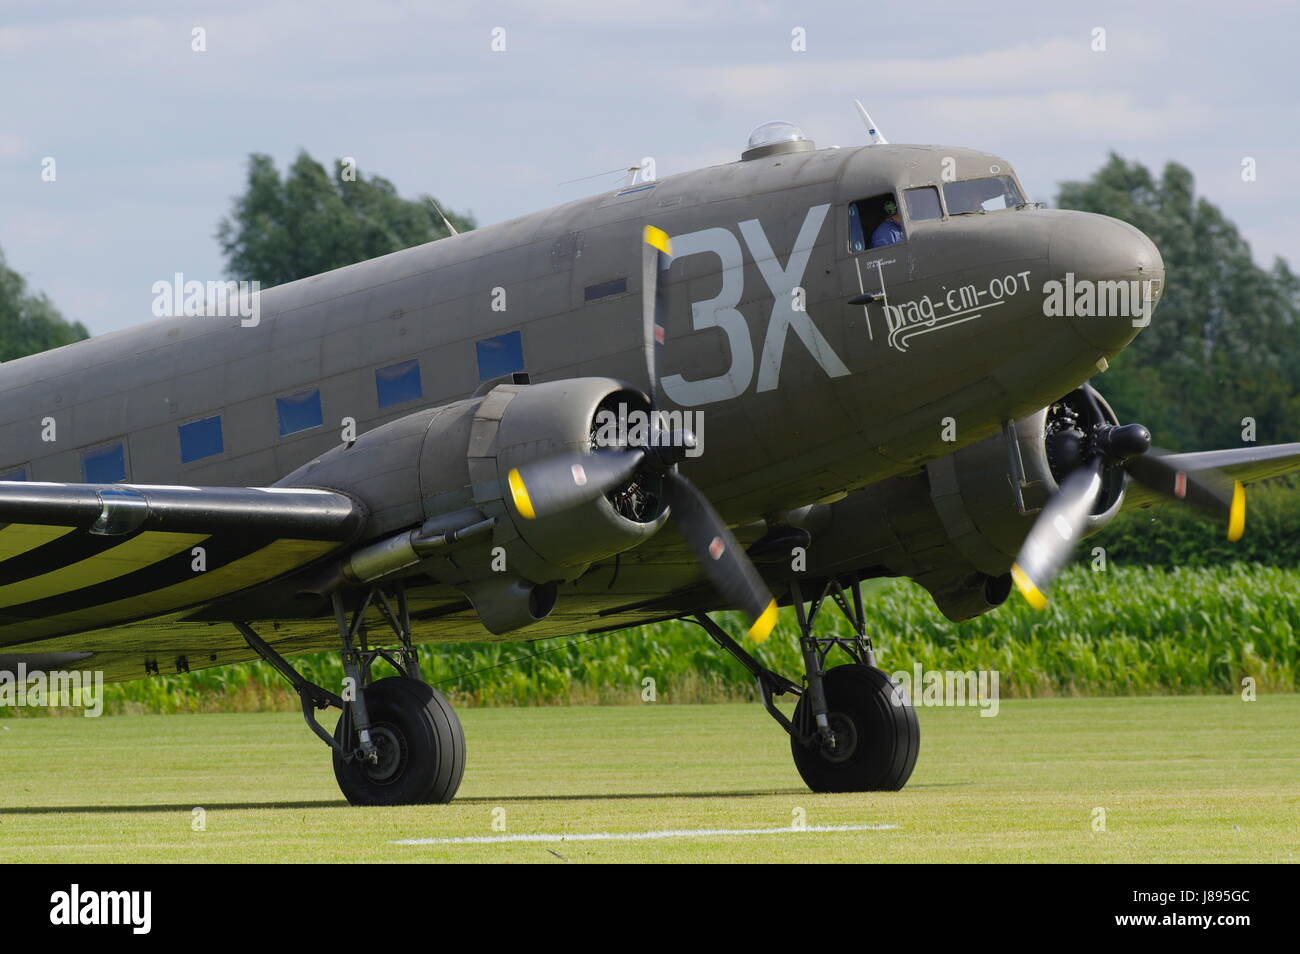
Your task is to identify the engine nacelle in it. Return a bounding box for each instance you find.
[795,388,1127,621]
[280,377,668,634]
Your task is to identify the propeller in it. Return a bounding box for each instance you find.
[642,225,670,411]
[505,225,780,642]
[1011,382,1245,609]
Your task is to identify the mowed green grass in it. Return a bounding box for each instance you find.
[0,696,1295,863]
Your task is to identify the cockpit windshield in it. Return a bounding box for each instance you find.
[943,175,1024,214]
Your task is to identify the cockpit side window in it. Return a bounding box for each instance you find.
[943,175,1024,214]
[848,193,903,253]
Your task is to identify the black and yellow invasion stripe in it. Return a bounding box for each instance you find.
[0,483,363,644]
[0,522,340,642]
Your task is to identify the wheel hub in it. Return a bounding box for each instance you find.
[362,724,406,784]
[818,712,859,764]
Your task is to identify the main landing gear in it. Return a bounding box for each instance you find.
[692,576,919,792]
[236,582,465,806]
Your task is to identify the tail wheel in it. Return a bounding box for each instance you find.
[332,676,465,805]
[791,664,919,792]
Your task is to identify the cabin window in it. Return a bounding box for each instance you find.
[376,359,423,408]
[82,443,127,483]
[584,277,628,302]
[849,193,904,253]
[178,415,225,463]
[277,389,323,436]
[476,330,525,382]
[904,186,943,221]
[943,175,1024,214]
[0,467,27,481]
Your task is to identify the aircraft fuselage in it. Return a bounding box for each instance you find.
[0,141,1164,675]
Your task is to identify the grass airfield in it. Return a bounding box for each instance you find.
[0,696,1295,863]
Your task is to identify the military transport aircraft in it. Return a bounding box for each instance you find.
[2,118,1298,805]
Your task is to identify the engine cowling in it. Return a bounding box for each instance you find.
[280,377,669,633]
[793,387,1127,621]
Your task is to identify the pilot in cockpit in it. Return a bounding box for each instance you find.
[868,198,903,248]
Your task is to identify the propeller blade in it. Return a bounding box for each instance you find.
[1078,380,1106,419]
[1124,452,1245,542]
[1011,458,1106,610]
[506,449,644,520]
[665,470,778,643]
[642,225,672,411]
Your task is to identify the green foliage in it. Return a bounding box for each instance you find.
[215,152,476,288]
[10,564,1288,718]
[1055,155,1300,451]
[0,247,89,361]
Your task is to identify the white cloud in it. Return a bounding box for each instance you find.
[0,133,27,158]
[668,36,1168,102]
[913,91,1201,142]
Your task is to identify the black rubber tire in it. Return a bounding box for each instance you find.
[332,677,465,806]
[790,664,919,792]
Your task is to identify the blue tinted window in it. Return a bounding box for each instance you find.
[83,443,126,483]
[277,389,323,436]
[584,277,627,302]
[476,330,524,382]
[375,359,422,408]
[0,467,27,481]
[178,415,224,463]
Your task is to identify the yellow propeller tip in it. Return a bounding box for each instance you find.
[1010,563,1048,611]
[1227,481,1245,542]
[643,224,672,257]
[748,599,778,643]
[507,467,536,520]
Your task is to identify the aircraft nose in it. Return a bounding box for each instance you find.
[1047,211,1165,354]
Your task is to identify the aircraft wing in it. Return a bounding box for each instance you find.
[0,481,364,647]
[1121,442,1300,511]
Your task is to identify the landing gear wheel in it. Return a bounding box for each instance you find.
[332,676,466,805]
[791,664,919,792]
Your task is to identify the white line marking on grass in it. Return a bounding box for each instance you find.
[393,823,898,846]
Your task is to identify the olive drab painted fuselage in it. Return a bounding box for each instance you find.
[0,140,1166,680]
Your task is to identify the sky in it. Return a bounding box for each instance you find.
[3,0,1297,335]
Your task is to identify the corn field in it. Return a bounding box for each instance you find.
[5,562,1294,716]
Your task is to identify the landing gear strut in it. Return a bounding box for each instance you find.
[693,576,919,792]
[237,582,465,806]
